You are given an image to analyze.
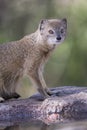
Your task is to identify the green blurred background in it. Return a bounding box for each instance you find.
[0,0,87,97]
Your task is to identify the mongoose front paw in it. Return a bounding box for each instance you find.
[45,88,53,96]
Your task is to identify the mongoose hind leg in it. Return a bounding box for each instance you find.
[0,97,4,103]
[11,92,21,99]
[2,93,21,100]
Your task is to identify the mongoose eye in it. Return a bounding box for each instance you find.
[48,30,54,34]
[61,28,64,34]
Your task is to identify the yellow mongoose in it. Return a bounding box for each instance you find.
[0,18,67,101]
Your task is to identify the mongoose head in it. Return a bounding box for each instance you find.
[39,18,67,46]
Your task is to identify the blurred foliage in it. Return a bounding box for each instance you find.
[0,0,87,96]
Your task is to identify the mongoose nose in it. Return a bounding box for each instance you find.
[56,36,61,41]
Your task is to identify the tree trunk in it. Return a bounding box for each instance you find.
[0,86,87,126]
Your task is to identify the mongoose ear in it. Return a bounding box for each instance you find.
[39,19,48,31]
[61,18,67,28]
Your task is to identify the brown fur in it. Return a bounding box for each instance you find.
[0,18,67,100]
